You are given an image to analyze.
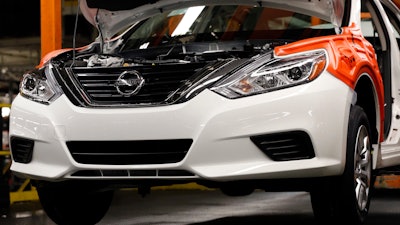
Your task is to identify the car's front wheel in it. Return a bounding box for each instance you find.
[310,105,373,224]
[35,181,114,225]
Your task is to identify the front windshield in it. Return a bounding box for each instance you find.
[121,5,335,51]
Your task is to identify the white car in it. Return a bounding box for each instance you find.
[8,0,400,224]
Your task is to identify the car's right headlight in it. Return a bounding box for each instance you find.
[20,65,62,105]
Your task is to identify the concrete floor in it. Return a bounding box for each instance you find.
[2,187,400,225]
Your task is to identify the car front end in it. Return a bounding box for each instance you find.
[10,0,366,189]
[10,47,353,184]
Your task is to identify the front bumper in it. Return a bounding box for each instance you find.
[9,73,353,182]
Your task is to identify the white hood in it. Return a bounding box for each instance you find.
[80,0,348,42]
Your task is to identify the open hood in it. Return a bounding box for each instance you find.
[80,0,348,42]
[85,0,158,11]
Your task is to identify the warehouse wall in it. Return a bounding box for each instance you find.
[0,1,41,38]
[0,0,95,44]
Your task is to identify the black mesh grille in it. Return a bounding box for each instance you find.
[250,131,315,161]
[66,139,193,165]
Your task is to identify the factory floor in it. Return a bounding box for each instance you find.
[1,187,400,225]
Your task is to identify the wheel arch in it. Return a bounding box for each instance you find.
[353,72,380,146]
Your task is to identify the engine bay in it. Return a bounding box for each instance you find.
[61,39,289,68]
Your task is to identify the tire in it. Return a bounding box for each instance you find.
[310,105,373,225]
[36,181,114,225]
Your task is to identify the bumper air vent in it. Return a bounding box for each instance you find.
[250,131,315,161]
[10,136,34,163]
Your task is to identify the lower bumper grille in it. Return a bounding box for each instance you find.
[71,169,195,177]
[250,131,315,161]
[66,139,193,165]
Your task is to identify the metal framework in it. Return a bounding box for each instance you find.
[41,0,62,58]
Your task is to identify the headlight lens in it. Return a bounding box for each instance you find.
[20,66,62,104]
[211,50,327,98]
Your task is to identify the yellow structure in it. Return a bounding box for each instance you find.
[0,150,39,204]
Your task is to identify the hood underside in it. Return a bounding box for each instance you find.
[80,0,347,42]
[86,0,157,11]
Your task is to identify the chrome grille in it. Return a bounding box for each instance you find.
[71,63,206,105]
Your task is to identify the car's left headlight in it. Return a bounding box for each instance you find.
[211,49,327,98]
[19,65,62,105]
